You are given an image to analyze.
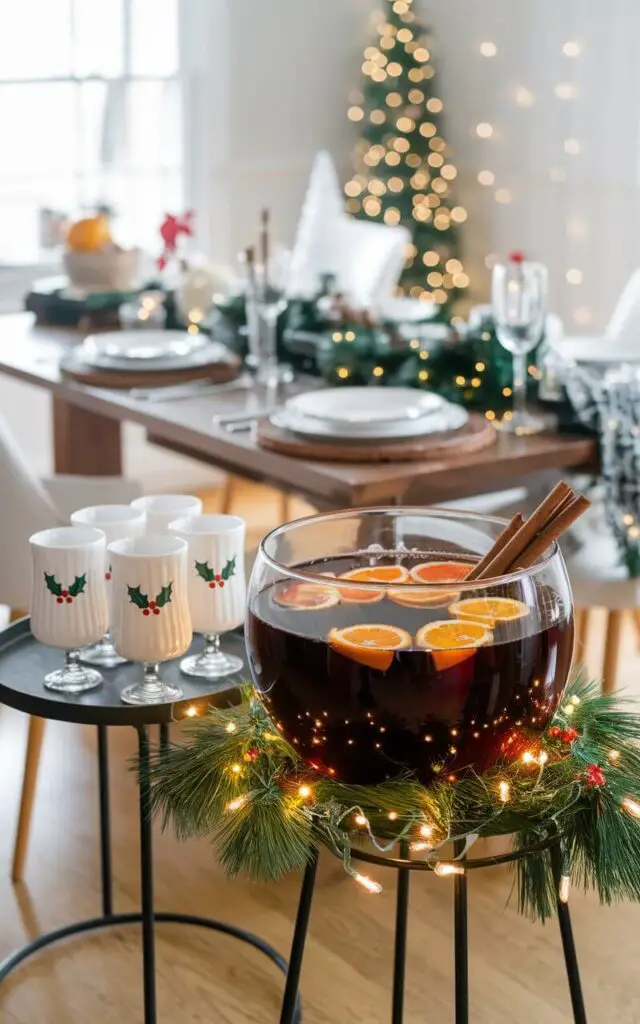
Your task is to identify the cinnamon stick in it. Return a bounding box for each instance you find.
[514,494,591,569]
[472,481,573,581]
[465,514,524,581]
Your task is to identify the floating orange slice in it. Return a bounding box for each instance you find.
[273,581,339,610]
[448,597,530,628]
[328,623,412,671]
[390,560,475,606]
[337,565,408,604]
[416,619,493,671]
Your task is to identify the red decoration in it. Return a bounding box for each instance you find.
[584,764,606,789]
[548,725,580,744]
[243,747,260,762]
[156,211,194,271]
[508,251,525,264]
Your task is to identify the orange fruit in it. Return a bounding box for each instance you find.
[416,619,492,671]
[448,597,529,628]
[273,581,339,610]
[337,565,408,604]
[67,214,112,253]
[390,560,474,606]
[328,623,412,671]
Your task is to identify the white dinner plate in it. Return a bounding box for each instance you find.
[376,297,440,323]
[553,335,640,365]
[70,340,233,374]
[82,329,207,363]
[285,387,443,431]
[270,403,468,441]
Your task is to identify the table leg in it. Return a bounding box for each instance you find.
[279,853,318,1024]
[453,840,469,1024]
[53,397,122,475]
[137,725,157,1024]
[551,847,587,1023]
[391,841,410,1024]
[97,725,113,917]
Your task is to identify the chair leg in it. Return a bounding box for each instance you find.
[221,476,237,515]
[631,610,640,649]
[12,716,46,882]
[278,492,293,524]
[574,607,593,660]
[602,610,623,695]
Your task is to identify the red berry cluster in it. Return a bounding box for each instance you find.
[548,726,580,744]
[583,764,606,789]
[56,590,74,605]
[208,574,225,590]
[142,601,161,617]
[243,747,260,762]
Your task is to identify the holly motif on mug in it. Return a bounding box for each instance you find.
[105,564,112,581]
[195,555,236,589]
[127,582,173,616]
[45,572,87,604]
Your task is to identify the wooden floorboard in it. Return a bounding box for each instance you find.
[1,483,639,1022]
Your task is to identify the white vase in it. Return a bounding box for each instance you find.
[130,494,202,534]
[169,513,245,679]
[108,534,192,704]
[70,504,147,667]
[30,526,109,692]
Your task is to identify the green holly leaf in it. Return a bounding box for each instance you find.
[44,572,63,596]
[128,584,149,609]
[221,555,236,581]
[69,574,86,597]
[195,560,215,582]
[155,581,173,608]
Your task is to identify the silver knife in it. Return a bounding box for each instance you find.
[130,375,252,402]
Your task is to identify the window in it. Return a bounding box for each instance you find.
[0,0,183,263]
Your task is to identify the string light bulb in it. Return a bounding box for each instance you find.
[355,873,383,894]
[185,705,199,718]
[225,795,248,812]
[419,823,433,838]
[622,797,640,819]
[388,811,398,821]
[231,763,242,775]
[298,784,312,799]
[355,813,368,826]
[609,749,621,763]
[225,722,237,733]
[522,751,535,764]
[499,780,511,803]
[434,862,465,877]
[559,874,571,903]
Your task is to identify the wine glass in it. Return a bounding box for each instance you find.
[70,504,147,667]
[492,259,548,435]
[30,526,109,693]
[169,513,246,679]
[108,535,192,705]
[245,507,573,786]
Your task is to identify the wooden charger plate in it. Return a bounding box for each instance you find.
[60,349,241,389]
[256,411,497,463]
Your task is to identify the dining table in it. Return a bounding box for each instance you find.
[0,313,597,509]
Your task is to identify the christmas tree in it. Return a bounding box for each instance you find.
[344,0,468,309]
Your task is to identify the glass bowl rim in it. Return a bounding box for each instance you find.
[257,505,561,591]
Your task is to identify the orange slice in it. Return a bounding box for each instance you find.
[390,560,474,606]
[328,623,412,671]
[448,597,529,628]
[273,581,339,610]
[337,565,408,604]
[416,619,493,671]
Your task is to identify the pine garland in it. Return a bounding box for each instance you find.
[146,670,640,920]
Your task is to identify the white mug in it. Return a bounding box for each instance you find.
[108,534,192,704]
[130,494,202,535]
[169,513,245,679]
[30,526,109,692]
[70,504,147,666]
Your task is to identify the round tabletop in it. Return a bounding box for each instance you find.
[0,618,246,726]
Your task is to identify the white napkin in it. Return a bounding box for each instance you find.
[605,268,640,356]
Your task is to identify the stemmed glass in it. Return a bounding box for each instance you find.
[492,259,548,435]
[108,535,192,705]
[245,252,291,390]
[30,526,109,692]
[169,513,245,679]
[245,507,574,786]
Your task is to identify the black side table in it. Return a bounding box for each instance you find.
[0,619,298,1024]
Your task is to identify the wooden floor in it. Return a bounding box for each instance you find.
[2,481,640,1023]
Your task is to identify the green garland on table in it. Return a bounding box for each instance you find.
[146,671,640,921]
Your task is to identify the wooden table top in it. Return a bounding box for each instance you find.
[0,314,597,507]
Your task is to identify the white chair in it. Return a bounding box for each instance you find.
[0,413,142,881]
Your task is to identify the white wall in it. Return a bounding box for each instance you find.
[188,0,640,332]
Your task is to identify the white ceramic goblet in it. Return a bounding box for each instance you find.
[169,514,245,679]
[108,535,192,705]
[30,526,109,693]
[130,494,202,534]
[70,504,147,667]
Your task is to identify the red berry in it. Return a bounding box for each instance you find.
[105,572,111,581]
[153,608,160,615]
[143,608,150,616]
[149,601,157,610]
[66,596,73,603]
[218,580,225,588]
[209,581,216,588]
[215,574,222,581]
[61,590,69,597]
[56,597,64,604]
